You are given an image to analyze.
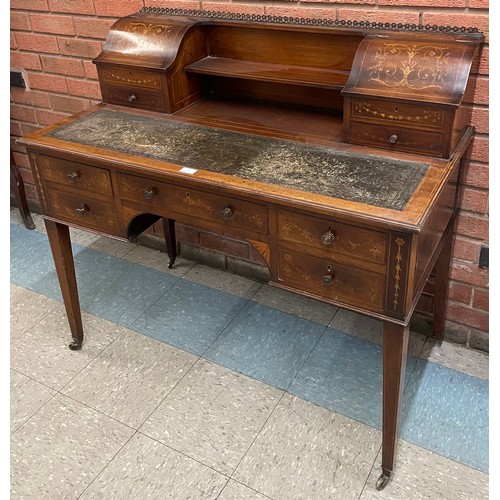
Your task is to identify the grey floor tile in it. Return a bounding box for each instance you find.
[10,284,61,342]
[252,283,338,326]
[10,369,56,433]
[10,309,125,391]
[140,359,282,475]
[184,263,262,298]
[421,337,489,380]
[329,309,426,356]
[10,207,24,225]
[79,432,228,499]
[124,244,196,277]
[360,440,489,500]
[62,329,197,429]
[205,302,325,390]
[233,394,380,500]
[85,234,137,258]
[10,394,135,500]
[218,480,272,499]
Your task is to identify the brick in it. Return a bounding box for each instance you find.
[473,288,488,311]
[10,121,22,137]
[471,45,489,76]
[421,13,488,40]
[73,17,116,39]
[48,0,95,15]
[11,12,31,31]
[468,328,488,352]
[10,104,37,123]
[265,6,337,21]
[416,293,433,314]
[148,0,201,10]
[12,151,30,169]
[380,0,465,5]
[175,223,200,245]
[456,213,488,240]
[11,33,17,50]
[27,72,68,93]
[49,94,92,114]
[460,187,488,214]
[468,135,489,163]
[15,32,59,54]
[445,302,488,331]
[469,0,489,8]
[30,13,74,35]
[203,3,265,15]
[227,256,269,283]
[10,51,42,71]
[11,0,48,10]
[464,162,488,189]
[452,237,481,262]
[19,122,42,137]
[450,261,489,288]
[338,9,419,25]
[41,55,85,77]
[448,281,472,304]
[66,78,102,99]
[58,37,103,59]
[83,61,99,80]
[179,242,227,269]
[35,108,69,126]
[17,166,35,185]
[10,88,50,108]
[199,232,250,260]
[93,0,144,18]
[464,76,489,105]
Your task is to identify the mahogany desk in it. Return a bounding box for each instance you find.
[19,8,482,490]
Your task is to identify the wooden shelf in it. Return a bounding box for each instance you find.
[185,57,349,90]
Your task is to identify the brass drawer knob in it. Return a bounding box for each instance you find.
[221,207,233,220]
[322,274,334,285]
[320,230,335,246]
[75,203,87,216]
[128,94,137,103]
[67,171,79,183]
[144,189,155,200]
[389,134,399,144]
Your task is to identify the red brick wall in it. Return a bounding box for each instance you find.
[10,0,489,350]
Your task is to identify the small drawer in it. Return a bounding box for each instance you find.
[278,249,386,311]
[47,189,119,233]
[349,121,444,156]
[118,173,269,235]
[278,209,388,265]
[39,155,113,197]
[100,66,164,91]
[351,99,445,130]
[100,85,168,112]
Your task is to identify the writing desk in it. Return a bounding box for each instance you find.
[19,8,482,490]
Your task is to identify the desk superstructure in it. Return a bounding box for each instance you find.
[19,8,482,490]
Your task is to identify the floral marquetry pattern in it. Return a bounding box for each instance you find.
[393,237,405,311]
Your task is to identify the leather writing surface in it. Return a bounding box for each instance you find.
[48,108,428,211]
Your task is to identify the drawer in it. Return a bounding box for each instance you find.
[99,66,164,91]
[349,121,444,156]
[47,189,119,233]
[39,156,113,197]
[100,85,168,112]
[118,173,269,235]
[278,210,387,265]
[351,99,445,130]
[279,249,386,311]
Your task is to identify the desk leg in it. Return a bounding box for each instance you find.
[432,226,454,340]
[45,220,84,350]
[377,321,409,490]
[10,155,35,230]
[162,218,177,269]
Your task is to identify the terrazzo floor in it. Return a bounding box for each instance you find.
[10,208,489,499]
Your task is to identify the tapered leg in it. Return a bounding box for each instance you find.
[432,226,454,340]
[44,219,84,350]
[377,321,410,490]
[10,153,35,230]
[162,217,177,268]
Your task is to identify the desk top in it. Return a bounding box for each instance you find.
[47,108,428,211]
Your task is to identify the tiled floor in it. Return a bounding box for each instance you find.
[10,208,489,499]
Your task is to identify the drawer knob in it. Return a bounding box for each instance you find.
[128,94,137,103]
[75,203,87,216]
[221,207,233,220]
[144,189,155,200]
[320,230,335,246]
[67,171,79,183]
[389,134,399,144]
[322,274,334,285]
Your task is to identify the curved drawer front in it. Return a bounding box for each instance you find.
[39,155,113,197]
[101,66,164,90]
[118,173,269,235]
[278,249,386,312]
[278,209,388,265]
[101,85,168,112]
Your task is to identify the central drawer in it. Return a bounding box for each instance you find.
[118,173,269,234]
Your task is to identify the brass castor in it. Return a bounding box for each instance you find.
[376,472,391,491]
